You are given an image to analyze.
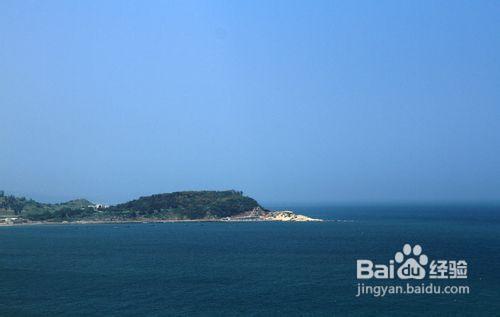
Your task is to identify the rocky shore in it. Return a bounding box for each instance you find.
[0,209,322,226]
[221,208,323,222]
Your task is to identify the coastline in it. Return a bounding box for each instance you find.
[0,218,327,227]
[0,211,325,227]
[0,191,323,225]
[0,207,324,226]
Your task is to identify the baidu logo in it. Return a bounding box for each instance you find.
[395,244,428,279]
[357,244,467,280]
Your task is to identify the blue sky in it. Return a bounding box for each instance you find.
[1,1,499,204]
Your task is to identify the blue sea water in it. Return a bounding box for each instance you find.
[0,204,499,316]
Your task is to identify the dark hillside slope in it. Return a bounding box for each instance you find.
[109,190,263,219]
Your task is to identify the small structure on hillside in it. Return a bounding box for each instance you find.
[87,204,109,212]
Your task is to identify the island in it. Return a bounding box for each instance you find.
[0,190,322,224]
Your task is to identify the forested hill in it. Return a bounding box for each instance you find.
[0,191,92,218]
[0,190,264,221]
[108,190,263,219]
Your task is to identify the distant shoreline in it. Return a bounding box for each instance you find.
[0,218,329,227]
[1,191,323,224]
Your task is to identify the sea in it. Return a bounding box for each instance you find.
[0,204,498,316]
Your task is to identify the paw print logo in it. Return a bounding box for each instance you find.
[395,244,428,280]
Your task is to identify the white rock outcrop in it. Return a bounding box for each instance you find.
[262,210,323,222]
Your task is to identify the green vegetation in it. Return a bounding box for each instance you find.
[108,190,262,219]
[0,190,263,222]
[0,192,94,220]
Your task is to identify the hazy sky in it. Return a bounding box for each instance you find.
[1,1,499,204]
